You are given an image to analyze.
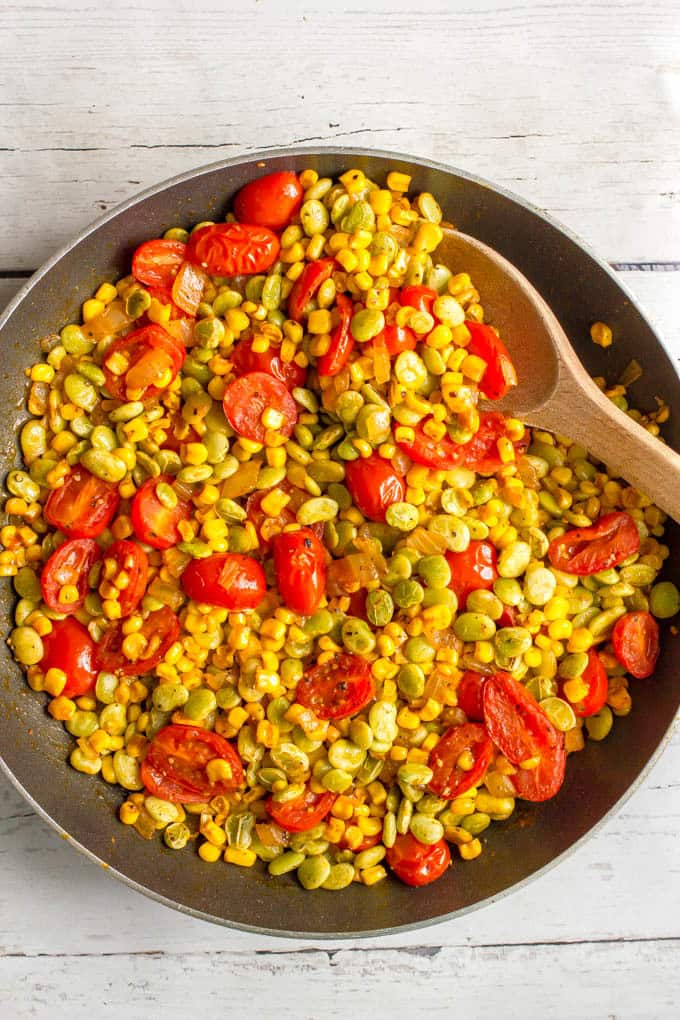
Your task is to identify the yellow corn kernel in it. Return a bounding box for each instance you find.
[406,748,430,765]
[119,801,140,825]
[299,168,318,188]
[544,596,570,621]
[548,619,573,641]
[82,298,105,321]
[206,758,234,785]
[260,487,291,517]
[568,628,594,653]
[201,819,227,848]
[341,825,364,851]
[30,363,55,383]
[590,321,613,348]
[369,189,392,214]
[387,171,411,192]
[394,425,416,445]
[563,677,589,704]
[389,745,408,762]
[524,647,542,668]
[497,437,515,464]
[419,698,443,722]
[357,816,383,837]
[199,841,222,863]
[227,706,249,730]
[339,168,367,193]
[474,640,495,665]
[95,282,118,304]
[43,667,67,697]
[459,838,482,861]
[412,222,443,253]
[225,846,257,867]
[366,781,387,806]
[48,696,76,721]
[396,706,420,730]
[331,796,355,821]
[421,732,440,752]
[324,817,346,843]
[361,864,388,886]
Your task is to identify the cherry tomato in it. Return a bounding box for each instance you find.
[483,671,565,802]
[497,604,516,628]
[612,611,660,679]
[459,412,529,473]
[386,833,451,887]
[40,617,97,698]
[296,652,375,720]
[96,606,180,676]
[145,285,186,320]
[222,371,297,444]
[141,724,244,804]
[102,539,149,617]
[464,321,517,400]
[160,416,200,453]
[399,285,437,314]
[396,420,467,471]
[316,294,354,376]
[232,332,307,390]
[273,527,326,615]
[186,222,280,276]
[547,511,640,576]
[559,648,608,717]
[456,670,487,721]
[374,323,417,357]
[344,453,405,523]
[233,171,303,230]
[44,465,120,540]
[132,239,186,290]
[245,489,296,554]
[446,540,498,608]
[287,258,335,321]
[181,553,266,610]
[428,723,494,800]
[131,475,191,551]
[40,538,100,614]
[266,786,336,833]
[103,324,185,401]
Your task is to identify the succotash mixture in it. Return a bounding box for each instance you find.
[3,168,679,893]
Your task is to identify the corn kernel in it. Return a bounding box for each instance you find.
[225,846,257,867]
[361,864,388,886]
[387,171,412,192]
[199,841,222,863]
[459,838,482,861]
[590,321,613,348]
[48,696,76,721]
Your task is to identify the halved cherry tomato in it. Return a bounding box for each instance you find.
[232,332,307,389]
[345,453,405,523]
[181,553,266,610]
[266,786,336,833]
[386,833,451,887]
[40,538,100,614]
[132,239,186,290]
[447,540,498,608]
[131,475,191,550]
[186,222,280,276]
[96,606,180,676]
[464,321,517,400]
[316,294,354,376]
[273,527,326,616]
[103,324,185,402]
[222,371,297,443]
[483,671,565,802]
[233,171,303,230]
[399,285,437,314]
[287,258,335,321]
[612,611,660,680]
[40,617,97,698]
[160,416,200,453]
[245,489,296,553]
[459,412,529,473]
[141,724,244,804]
[373,323,417,357]
[102,539,149,617]
[145,285,186,320]
[547,511,640,576]
[296,652,375,720]
[456,670,487,722]
[44,465,120,540]
[559,648,608,717]
[428,723,494,800]
[396,420,468,470]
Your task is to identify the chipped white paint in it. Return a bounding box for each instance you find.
[0,1,678,1016]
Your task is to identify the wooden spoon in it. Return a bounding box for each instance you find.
[438,229,680,521]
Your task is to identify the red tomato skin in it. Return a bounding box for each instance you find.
[446,540,498,608]
[266,787,336,833]
[464,320,518,400]
[460,412,529,473]
[547,511,640,576]
[287,259,335,321]
[141,724,244,803]
[378,323,418,357]
[399,285,437,314]
[222,371,297,444]
[345,454,405,523]
[296,652,376,721]
[386,833,451,887]
[273,528,326,615]
[103,539,149,617]
[132,239,186,290]
[40,617,97,698]
[559,648,608,717]
[428,723,494,800]
[317,294,354,376]
[40,538,101,614]
[511,741,567,802]
[145,285,186,320]
[232,333,306,389]
[233,171,303,230]
[131,475,191,551]
[612,611,660,680]
[181,553,266,610]
[96,606,180,677]
[44,466,120,540]
[456,670,487,721]
[186,222,280,276]
[396,420,466,471]
[103,324,185,401]
[245,489,296,553]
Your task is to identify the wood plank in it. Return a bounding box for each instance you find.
[0,1,679,268]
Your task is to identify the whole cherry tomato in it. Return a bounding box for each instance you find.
[96,606,180,676]
[266,786,336,833]
[101,539,149,617]
[612,610,660,679]
[296,652,375,720]
[316,294,354,376]
[287,258,335,321]
[186,222,280,276]
[232,332,306,390]
[428,723,494,800]
[132,239,186,290]
[103,324,185,402]
[446,540,498,608]
[399,285,437,314]
[181,553,266,610]
[40,538,100,614]
[456,670,487,721]
[464,321,517,400]
[131,475,191,551]
[386,833,451,887]
[222,371,297,444]
[141,724,244,803]
[40,617,97,697]
[273,527,326,615]
[345,453,405,523]
[233,171,303,230]
[547,511,640,575]
[44,465,120,540]
[559,648,608,717]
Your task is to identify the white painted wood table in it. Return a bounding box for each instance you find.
[0,2,678,1016]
